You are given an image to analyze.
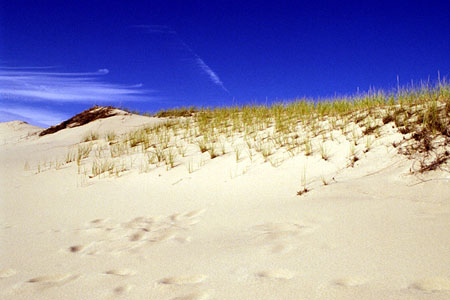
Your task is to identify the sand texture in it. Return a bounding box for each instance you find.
[1,109,449,299]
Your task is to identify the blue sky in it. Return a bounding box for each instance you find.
[1,0,449,127]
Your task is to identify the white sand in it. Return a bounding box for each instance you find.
[1,114,449,300]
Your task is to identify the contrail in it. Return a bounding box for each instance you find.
[194,57,228,92]
[177,40,229,93]
[134,24,229,93]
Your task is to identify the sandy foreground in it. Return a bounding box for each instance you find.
[0,113,449,300]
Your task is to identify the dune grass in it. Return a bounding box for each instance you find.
[297,165,309,195]
[82,131,99,142]
[106,131,117,142]
[35,80,449,183]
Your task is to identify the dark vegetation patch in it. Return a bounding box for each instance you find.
[363,123,381,135]
[398,132,449,173]
[39,106,123,136]
[296,187,309,196]
[354,112,369,124]
[389,101,450,173]
[154,106,198,118]
[348,155,359,168]
[382,114,394,124]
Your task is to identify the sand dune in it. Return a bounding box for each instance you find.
[1,105,449,299]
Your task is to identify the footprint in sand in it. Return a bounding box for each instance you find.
[257,269,296,280]
[183,209,207,219]
[113,284,134,294]
[175,236,192,243]
[150,228,178,242]
[123,217,154,230]
[333,277,367,287]
[253,222,316,241]
[270,243,294,254]
[28,274,78,285]
[171,290,212,300]
[159,275,207,285]
[105,268,136,277]
[0,268,16,278]
[129,231,146,241]
[251,222,318,255]
[410,277,450,291]
[68,244,89,253]
[74,210,204,256]
[89,218,110,227]
[1,224,13,229]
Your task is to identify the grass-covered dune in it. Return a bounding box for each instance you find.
[47,81,449,182]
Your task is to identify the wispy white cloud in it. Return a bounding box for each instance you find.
[0,65,60,70]
[0,105,68,127]
[0,68,151,103]
[0,68,109,77]
[133,25,229,93]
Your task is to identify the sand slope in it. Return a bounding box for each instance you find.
[0,121,42,145]
[1,113,449,300]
